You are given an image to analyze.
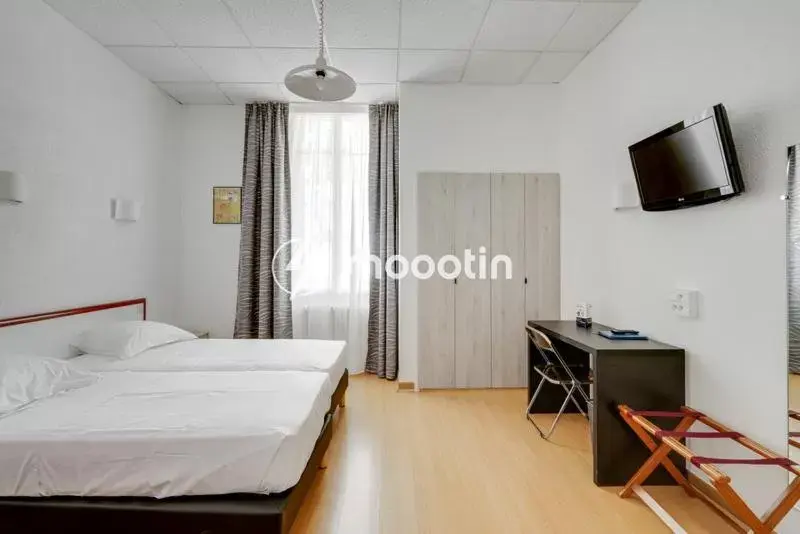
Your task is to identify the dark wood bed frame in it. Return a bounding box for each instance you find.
[0,299,349,534]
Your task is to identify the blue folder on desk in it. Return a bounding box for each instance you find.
[598,330,649,341]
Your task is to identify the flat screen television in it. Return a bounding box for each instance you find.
[628,104,744,212]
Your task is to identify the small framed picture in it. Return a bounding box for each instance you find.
[213,187,242,224]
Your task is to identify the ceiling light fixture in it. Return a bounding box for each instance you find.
[284,0,356,102]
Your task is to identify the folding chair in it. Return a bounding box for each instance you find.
[525,325,592,439]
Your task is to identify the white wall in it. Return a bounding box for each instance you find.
[0,0,180,322]
[399,84,562,384]
[560,0,800,518]
[174,106,245,337]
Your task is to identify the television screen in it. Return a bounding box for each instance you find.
[629,104,744,211]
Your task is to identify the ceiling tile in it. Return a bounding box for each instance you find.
[132,0,249,47]
[223,0,318,48]
[109,47,209,82]
[219,83,286,104]
[44,0,172,46]
[328,49,398,84]
[281,83,396,104]
[524,51,585,83]
[401,0,492,50]
[257,48,319,83]
[398,50,469,82]
[325,0,400,49]
[157,82,230,104]
[185,47,270,82]
[345,83,398,104]
[474,1,577,51]
[548,2,638,51]
[462,51,540,84]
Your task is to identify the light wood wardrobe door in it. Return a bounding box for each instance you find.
[418,173,456,389]
[454,174,492,388]
[525,174,561,321]
[491,173,527,387]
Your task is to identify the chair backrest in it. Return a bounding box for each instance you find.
[526,326,587,392]
[529,327,552,350]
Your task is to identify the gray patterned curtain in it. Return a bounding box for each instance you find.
[234,102,293,339]
[789,145,800,373]
[366,103,399,380]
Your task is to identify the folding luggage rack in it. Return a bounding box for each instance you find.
[619,405,800,534]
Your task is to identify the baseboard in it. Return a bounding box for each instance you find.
[397,381,415,391]
[687,473,748,532]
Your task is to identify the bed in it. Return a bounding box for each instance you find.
[0,298,348,534]
[0,371,330,498]
[72,338,349,413]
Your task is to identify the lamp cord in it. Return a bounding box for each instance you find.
[318,0,325,59]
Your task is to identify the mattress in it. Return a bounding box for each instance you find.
[73,339,348,387]
[0,370,329,499]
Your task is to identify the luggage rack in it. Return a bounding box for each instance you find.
[618,405,800,534]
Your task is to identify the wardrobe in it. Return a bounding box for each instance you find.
[417,173,561,389]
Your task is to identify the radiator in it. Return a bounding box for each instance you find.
[292,303,368,375]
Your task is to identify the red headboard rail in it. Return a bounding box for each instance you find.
[0,298,147,329]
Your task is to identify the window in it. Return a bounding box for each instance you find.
[289,111,370,303]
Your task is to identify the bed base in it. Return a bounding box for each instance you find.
[619,405,800,534]
[330,370,349,415]
[0,371,349,534]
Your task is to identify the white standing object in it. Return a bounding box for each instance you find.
[0,171,27,204]
[632,486,688,534]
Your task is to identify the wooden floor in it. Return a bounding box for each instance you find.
[291,375,734,534]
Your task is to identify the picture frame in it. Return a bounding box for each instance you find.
[212,186,242,224]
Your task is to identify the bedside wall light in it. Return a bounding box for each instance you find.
[0,171,27,204]
[111,198,142,222]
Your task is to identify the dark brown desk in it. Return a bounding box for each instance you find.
[527,320,686,487]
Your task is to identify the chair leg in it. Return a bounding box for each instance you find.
[530,384,576,440]
[561,381,587,417]
[525,375,547,417]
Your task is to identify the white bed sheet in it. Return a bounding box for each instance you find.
[73,339,347,387]
[0,370,329,498]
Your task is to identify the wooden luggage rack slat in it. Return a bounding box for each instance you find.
[789,410,800,450]
[618,405,800,534]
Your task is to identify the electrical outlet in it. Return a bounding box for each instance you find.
[671,289,698,318]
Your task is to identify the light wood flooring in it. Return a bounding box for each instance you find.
[291,375,734,534]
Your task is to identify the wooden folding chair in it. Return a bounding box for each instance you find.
[619,405,800,534]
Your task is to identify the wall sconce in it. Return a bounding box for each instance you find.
[0,171,27,204]
[111,198,142,222]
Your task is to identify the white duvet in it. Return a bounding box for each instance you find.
[0,370,330,498]
[72,339,347,387]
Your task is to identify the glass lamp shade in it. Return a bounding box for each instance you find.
[284,63,356,102]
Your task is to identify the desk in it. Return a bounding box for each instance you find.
[527,320,685,487]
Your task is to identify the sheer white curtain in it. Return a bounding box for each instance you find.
[289,111,370,374]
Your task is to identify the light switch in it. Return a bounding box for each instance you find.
[671,289,698,318]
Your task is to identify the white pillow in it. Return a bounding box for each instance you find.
[72,320,197,359]
[0,354,98,416]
